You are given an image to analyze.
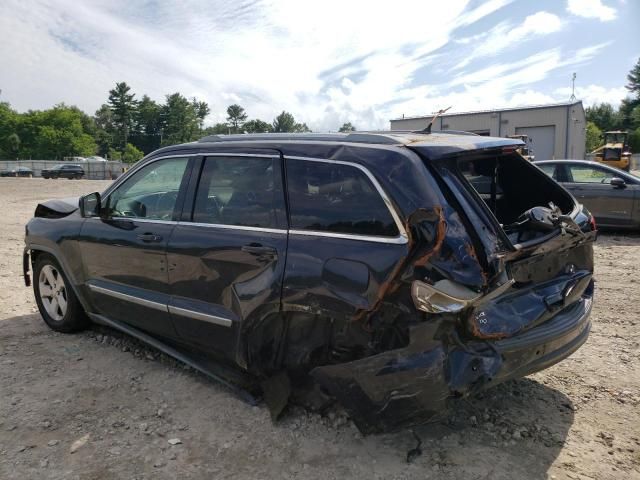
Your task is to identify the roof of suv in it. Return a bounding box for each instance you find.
[199,130,521,148]
[149,131,524,161]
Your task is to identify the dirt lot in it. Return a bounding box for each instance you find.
[1,177,639,480]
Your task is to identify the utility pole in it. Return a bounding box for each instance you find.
[570,73,577,102]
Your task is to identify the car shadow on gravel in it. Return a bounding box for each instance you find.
[402,378,575,477]
[1,314,575,479]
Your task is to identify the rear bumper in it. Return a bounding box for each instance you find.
[491,297,591,382]
[312,291,593,434]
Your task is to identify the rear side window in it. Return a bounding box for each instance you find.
[193,156,285,228]
[537,163,557,180]
[286,160,399,237]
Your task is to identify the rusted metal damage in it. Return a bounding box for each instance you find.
[353,206,449,324]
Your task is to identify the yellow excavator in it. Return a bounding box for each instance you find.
[592,131,632,171]
[507,134,535,161]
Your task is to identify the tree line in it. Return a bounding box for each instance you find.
[585,57,640,153]
[0,81,358,162]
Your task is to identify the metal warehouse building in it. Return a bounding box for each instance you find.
[390,101,586,160]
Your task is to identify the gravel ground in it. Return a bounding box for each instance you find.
[1,177,639,480]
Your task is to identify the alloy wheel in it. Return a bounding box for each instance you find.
[39,264,67,321]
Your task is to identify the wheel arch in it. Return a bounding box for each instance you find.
[27,245,92,312]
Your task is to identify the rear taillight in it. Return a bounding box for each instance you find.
[589,215,597,231]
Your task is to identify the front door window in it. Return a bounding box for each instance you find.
[106,157,189,220]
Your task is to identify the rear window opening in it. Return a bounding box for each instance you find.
[458,153,575,244]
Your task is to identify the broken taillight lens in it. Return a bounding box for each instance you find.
[411,280,480,314]
[411,279,515,314]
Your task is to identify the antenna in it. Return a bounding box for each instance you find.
[570,73,576,101]
[421,106,452,134]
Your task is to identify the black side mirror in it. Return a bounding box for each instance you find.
[610,177,626,189]
[79,192,101,217]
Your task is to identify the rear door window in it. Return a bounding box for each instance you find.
[286,159,399,237]
[192,156,285,228]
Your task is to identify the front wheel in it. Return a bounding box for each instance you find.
[33,254,89,333]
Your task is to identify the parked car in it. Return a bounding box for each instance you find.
[41,164,85,179]
[23,132,596,433]
[535,160,640,230]
[0,166,34,177]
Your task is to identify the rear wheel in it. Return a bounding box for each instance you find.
[33,254,89,333]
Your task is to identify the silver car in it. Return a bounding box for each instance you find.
[536,160,640,230]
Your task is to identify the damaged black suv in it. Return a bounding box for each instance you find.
[24,132,596,433]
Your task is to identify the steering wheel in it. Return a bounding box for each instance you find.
[154,191,178,219]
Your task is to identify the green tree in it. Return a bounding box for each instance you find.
[6,133,20,158]
[585,103,621,132]
[32,104,97,158]
[272,111,310,133]
[72,133,99,156]
[108,82,137,150]
[339,122,356,132]
[626,57,640,95]
[93,104,115,157]
[108,147,122,160]
[122,142,144,163]
[628,128,640,153]
[0,102,19,158]
[226,104,247,133]
[630,105,640,130]
[243,119,273,133]
[272,111,297,132]
[202,123,231,135]
[161,93,208,145]
[295,122,312,133]
[131,95,163,154]
[193,99,210,130]
[585,121,602,153]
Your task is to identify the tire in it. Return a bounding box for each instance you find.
[33,254,89,333]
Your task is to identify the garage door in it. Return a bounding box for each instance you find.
[515,126,555,160]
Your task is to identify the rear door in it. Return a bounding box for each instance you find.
[561,163,634,226]
[281,155,408,321]
[166,153,288,363]
[79,156,192,337]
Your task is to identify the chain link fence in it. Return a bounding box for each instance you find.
[0,160,128,180]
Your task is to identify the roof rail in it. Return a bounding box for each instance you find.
[197,132,404,145]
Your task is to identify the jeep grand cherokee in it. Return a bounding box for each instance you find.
[23,132,596,433]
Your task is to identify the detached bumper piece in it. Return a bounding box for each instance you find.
[312,292,592,434]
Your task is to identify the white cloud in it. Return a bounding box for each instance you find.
[454,11,562,70]
[567,0,617,21]
[554,84,628,106]
[0,0,624,133]
[385,44,614,122]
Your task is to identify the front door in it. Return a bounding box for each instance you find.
[561,163,634,226]
[79,156,192,338]
[166,153,288,364]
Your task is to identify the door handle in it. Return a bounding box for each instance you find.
[137,233,163,242]
[241,244,277,255]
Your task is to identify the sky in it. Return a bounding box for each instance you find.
[0,0,638,131]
